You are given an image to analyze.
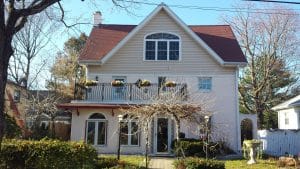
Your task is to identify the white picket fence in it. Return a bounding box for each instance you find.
[257,130,300,156]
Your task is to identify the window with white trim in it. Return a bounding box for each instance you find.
[120,115,139,146]
[86,113,107,146]
[145,33,180,61]
[198,77,212,91]
[284,112,289,125]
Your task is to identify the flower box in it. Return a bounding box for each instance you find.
[140,80,151,87]
[165,81,176,87]
[85,80,98,86]
[111,80,124,87]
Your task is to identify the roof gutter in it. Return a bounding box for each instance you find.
[79,60,102,65]
[223,62,247,67]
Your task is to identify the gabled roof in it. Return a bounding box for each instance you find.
[79,4,247,66]
[272,95,300,111]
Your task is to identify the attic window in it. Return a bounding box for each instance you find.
[144,33,180,61]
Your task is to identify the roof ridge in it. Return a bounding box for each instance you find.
[95,24,231,27]
[189,24,231,27]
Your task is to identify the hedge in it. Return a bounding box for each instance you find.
[96,157,119,169]
[174,158,225,169]
[171,138,222,157]
[0,139,97,169]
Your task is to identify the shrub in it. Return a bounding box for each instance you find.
[96,157,118,169]
[174,158,225,169]
[0,139,97,169]
[4,113,21,138]
[171,138,221,157]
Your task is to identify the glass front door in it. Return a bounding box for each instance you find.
[156,118,169,153]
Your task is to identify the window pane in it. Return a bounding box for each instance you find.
[146,51,155,60]
[97,122,106,145]
[157,41,167,60]
[131,122,139,145]
[199,77,212,90]
[169,51,179,60]
[169,41,179,60]
[146,41,155,50]
[87,122,95,145]
[163,33,179,39]
[146,33,179,40]
[120,122,128,145]
[169,41,179,50]
[145,41,155,60]
[89,113,105,119]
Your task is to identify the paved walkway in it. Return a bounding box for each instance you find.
[149,157,175,169]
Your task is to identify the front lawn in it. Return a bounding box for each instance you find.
[225,159,277,169]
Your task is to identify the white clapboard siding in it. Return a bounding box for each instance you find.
[257,130,300,156]
[89,10,235,75]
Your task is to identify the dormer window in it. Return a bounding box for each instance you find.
[144,33,180,61]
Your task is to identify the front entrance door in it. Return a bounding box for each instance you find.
[154,117,172,155]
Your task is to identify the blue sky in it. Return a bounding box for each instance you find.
[56,0,300,49]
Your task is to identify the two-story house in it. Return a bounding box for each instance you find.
[59,4,247,155]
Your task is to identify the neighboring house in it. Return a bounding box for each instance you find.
[27,90,71,126]
[59,4,247,155]
[272,95,300,130]
[27,90,71,137]
[4,80,27,131]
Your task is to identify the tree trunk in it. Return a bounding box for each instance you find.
[0,34,14,148]
[175,118,185,158]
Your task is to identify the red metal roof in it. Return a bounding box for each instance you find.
[79,24,247,63]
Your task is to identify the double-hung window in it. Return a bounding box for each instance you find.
[145,33,180,61]
[86,113,107,146]
[120,116,139,146]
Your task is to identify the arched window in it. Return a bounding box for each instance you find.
[144,33,180,61]
[86,113,107,146]
[120,114,139,146]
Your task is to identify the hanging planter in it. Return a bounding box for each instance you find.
[165,81,176,87]
[85,80,98,87]
[111,80,124,87]
[140,79,151,87]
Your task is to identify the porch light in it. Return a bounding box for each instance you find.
[118,114,123,121]
[204,115,210,123]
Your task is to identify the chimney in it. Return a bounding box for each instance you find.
[93,11,102,26]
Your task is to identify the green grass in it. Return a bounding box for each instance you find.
[225,159,278,169]
[98,155,146,167]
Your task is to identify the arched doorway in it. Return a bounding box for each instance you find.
[241,118,253,144]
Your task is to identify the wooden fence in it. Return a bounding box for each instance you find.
[257,130,300,156]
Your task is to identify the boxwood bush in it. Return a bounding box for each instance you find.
[0,139,97,169]
[96,157,119,169]
[174,158,225,169]
[171,138,222,157]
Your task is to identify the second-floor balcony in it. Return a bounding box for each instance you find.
[75,83,188,103]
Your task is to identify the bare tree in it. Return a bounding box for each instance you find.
[120,86,213,166]
[8,12,55,89]
[224,4,300,128]
[26,91,60,137]
[0,0,139,146]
